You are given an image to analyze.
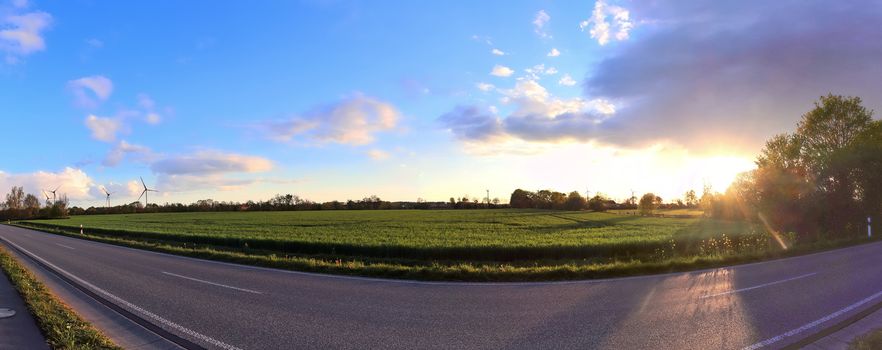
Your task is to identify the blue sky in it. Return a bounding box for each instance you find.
[2,0,880,207]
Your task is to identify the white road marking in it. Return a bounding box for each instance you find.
[743,289,882,349]
[701,272,817,299]
[54,243,75,250]
[0,238,243,350]
[162,271,263,294]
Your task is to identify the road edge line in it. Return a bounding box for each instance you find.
[0,236,209,350]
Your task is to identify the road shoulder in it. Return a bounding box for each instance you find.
[0,266,49,349]
[808,307,882,349]
[0,240,180,349]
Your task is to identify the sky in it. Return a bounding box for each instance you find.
[2,0,881,207]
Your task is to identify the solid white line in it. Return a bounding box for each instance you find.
[162,271,263,294]
[54,243,75,250]
[700,272,817,299]
[0,238,243,350]
[743,289,882,349]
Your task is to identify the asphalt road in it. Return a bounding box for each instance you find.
[2,224,881,350]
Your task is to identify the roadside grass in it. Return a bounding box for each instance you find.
[850,328,882,350]
[9,209,878,281]
[0,245,120,349]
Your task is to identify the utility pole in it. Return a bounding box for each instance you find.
[869,216,873,239]
[486,189,490,208]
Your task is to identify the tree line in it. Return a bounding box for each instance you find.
[0,186,69,220]
[705,94,881,240]
[507,188,707,215]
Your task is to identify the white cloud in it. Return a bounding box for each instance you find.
[0,167,95,201]
[547,48,560,57]
[126,180,142,196]
[137,93,155,109]
[68,75,113,108]
[524,64,557,80]
[476,82,495,92]
[490,65,514,77]
[145,113,161,125]
[262,95,400,146]
[533,10,551,38]
[491,48,505,56]
[581,0,633,45]
[85,38,103,48]
[84,115,121,142]
[367,149,390,160]
[146,151,274,193]
[440,79,616,144]
[559,74,577,86]
[0,10,51,62]
[103,140,154,167]
[136,93,164,124]
[151,151,273,176]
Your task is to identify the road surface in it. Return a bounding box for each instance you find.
[1,224,881,349]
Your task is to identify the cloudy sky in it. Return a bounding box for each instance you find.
[2,0,880,207]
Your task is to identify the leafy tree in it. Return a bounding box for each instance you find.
[639,193,659,215]
[5,186,24,210]
[509,189,534,209]
[684,190,698,207]
[549,191,567,210]
[23,194,40,209]
[588,194,609,212]
[564,191,586,211]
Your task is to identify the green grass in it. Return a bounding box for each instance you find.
[20,210,754,261]
[0,245,120,349]
[11,209,869,281]
[850,328,882,350]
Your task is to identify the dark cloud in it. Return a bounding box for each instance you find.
[585,0,882,152]
[442,1,882,153]
[438,106,504,141]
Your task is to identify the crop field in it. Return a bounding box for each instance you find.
[19,209,769,263]
[13,208,838,281]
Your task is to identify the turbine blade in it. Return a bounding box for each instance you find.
[141,177,147,188]
[137,190,146,202]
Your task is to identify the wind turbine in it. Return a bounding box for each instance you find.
[41,190,51,204]
[100,186,114,207]
[47,186,60,204]
[137,177,158,207]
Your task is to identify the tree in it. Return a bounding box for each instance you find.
[5,186,24,210]
[685,190,698,207]
[639,193,660,215]
[549,191,567,210]
[564,191,586,211]
[851,120,882,221]
[796,94,873,232]
[23,194,40,210]
[509,189,534,209]
[588,194,609,212]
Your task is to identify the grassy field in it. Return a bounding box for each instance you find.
[12,209,853,281]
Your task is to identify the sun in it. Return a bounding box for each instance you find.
[699,156,756,192]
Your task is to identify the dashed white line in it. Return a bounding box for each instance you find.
[743,289,882,349]
[1,238,243,350]
[54,243,75,250]
[701,272,817,299]
[162,271,263,294]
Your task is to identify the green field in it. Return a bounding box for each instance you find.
[13,209,828,281]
